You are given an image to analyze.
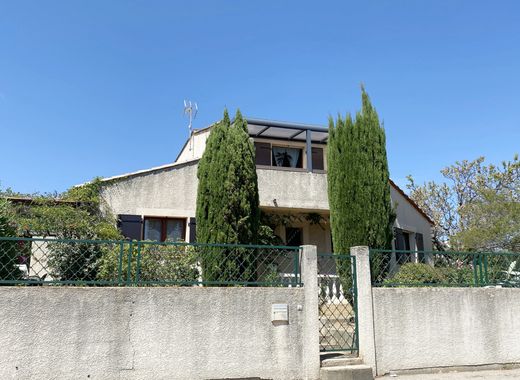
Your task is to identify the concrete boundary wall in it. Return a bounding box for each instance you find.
[0,246,320,380]
[372,287,520,375]
[353,246,520,376]
[0,287,315,380]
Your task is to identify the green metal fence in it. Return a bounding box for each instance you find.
[0,237,301,287]
[370,249,520,287]
[318,253,358,352]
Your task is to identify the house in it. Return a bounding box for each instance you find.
[98,118,434,253]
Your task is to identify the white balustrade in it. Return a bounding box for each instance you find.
[279,272,346,303]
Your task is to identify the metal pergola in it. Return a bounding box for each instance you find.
[245,118,328,172]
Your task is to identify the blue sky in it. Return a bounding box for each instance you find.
[1,1,519,194]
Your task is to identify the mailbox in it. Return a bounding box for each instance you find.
[271,303,289,322]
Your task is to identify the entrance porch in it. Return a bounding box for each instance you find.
[263,209,333,253]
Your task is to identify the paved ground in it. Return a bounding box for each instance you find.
[377,368,520,379]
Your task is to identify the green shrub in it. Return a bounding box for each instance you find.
[0,199,22,281]
[97,243,199,284]
[437,266,475,285]
[47,241,102,282]
[199,246,257,283]
[262,263,283,287]
[385,263,445,286]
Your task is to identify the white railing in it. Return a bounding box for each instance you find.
[318,274,346,303]
[280,273,346,303]
[278,272,302,288]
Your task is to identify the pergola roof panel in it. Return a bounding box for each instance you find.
[246,118,328,143]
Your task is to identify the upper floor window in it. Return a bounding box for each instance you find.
[272,147,302,168]
[254,141,324,170]
[144,217,186,242]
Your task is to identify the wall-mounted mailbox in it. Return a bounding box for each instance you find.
[271,304,289,322]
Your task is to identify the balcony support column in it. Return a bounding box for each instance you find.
[306,130,312,172]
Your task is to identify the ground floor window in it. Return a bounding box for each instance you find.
[143,217,186,242]
[395,228,412,264]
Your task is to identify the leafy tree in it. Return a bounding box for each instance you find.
[0,199,21,281]
[257,211,284,246]
[196,109,261,282]
[0,199,16,238]
[327,88,394,295]
[3,179,121,281]
[454,191,520,251]
[5,179,118,240]
[407,155,520,251]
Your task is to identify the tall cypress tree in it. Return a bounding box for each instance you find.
[196,109,260,282]
[328,87,394,268]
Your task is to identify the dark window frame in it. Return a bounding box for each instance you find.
[254,142,272,166]
[285,227,303,247]
[416,232,425,261]
[118,214,143,240]
[254,138,327,172]
[271,145,303,168]
[143,217,187,242]
[311,147,324,170]
[395,228,412,264]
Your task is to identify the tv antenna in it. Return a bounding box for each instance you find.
[183,100,198,153]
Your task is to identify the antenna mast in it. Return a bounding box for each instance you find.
[183,100,198,154]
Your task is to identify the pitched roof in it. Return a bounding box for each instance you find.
[101,159,200,183]
[78,159,200,186]
[389,179,434,225]
[2,196,91,207]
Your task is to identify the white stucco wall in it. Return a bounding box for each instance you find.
[308,223,332,253]
[372,287,520,375]
[100,160,199,219]
[99,158,432,248]
[258,169,432,249]
[257,168,329,211]
[390,185,433,251]
[176,129,211,163]
[0,287,315,380]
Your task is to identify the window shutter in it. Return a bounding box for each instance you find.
[394,228,405,250]
[118,214,143,240]
[254,142,271,165]
[189,217,196,243]
[311,147,324,170]
[415,233,424,251]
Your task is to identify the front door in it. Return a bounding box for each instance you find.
[286,227,303,247]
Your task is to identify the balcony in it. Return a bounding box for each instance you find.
[256,167,329,211]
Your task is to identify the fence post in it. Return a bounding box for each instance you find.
[478,254,484,286]
[293,249,300,287]
[483,254,489,285]
[301,245,320,380]
[351,246,377,376]
[126,241,133,287]
[472,254,479,286]
[117,241,124,286]
[135,241,142,286]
